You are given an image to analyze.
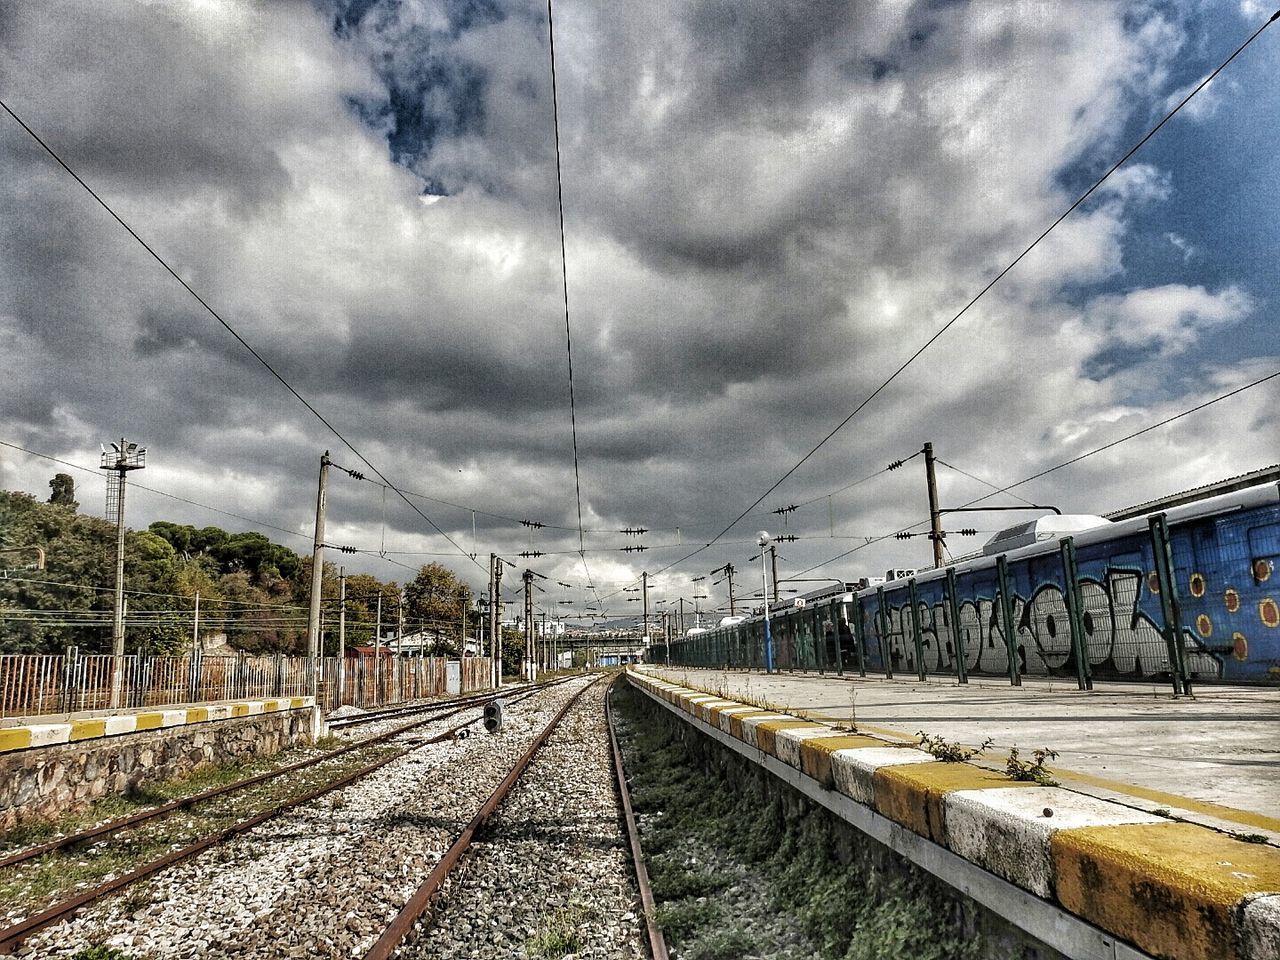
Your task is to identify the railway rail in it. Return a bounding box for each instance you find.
[0,673,666,959]
[0,679,564,875]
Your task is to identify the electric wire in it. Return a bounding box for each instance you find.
[797,362,1280,576]
[934,458,1037,507]
[659,9,1280,569]
[0,99,483,573]
[0,439,308,544]
[543,0,599,610]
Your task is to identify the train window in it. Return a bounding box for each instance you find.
[1247,523,1279,583]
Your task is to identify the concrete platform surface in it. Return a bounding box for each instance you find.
[642,667,1279,832]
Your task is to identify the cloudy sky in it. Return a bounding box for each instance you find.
[1,0,1277,617]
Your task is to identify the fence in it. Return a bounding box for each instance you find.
[0,650,493,719]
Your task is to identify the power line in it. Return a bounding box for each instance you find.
[934,458,1037,507]
[0,439,309,543]
[797,362,1280,575]
[0,99,482,573]
[544,0,603,613]
[669,10,1280,565]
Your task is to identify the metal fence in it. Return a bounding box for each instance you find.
[0,650,493,719]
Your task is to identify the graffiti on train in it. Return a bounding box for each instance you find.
[872,567,1222,680]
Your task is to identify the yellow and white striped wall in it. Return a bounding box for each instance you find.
[0,697,314,755]
[627,669,1279,960]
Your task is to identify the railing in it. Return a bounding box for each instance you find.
[0,650,493,719]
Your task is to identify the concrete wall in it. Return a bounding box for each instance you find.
[0,707,311,830]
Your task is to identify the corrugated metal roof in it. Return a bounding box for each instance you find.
[1104,464,1280,521]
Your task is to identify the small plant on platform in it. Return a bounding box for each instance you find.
[1232,832,1269,844]
[1004,746,1059,786]
[916,731,993,762]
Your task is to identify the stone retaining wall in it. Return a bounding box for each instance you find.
[0,707,311,830]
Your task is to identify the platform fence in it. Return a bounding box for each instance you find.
[0,651,493,718]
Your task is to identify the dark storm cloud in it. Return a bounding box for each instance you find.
[0,0,1274,599]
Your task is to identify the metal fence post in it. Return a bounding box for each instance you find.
[945,569,967,684]
[875,586,893,679]
[1059,537,1093,691]
[907,578,926,681]
[996,555,1021,686]
[850,597,867,677]
[1148,514,1190,696]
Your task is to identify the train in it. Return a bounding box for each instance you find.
[666,482,1280,686]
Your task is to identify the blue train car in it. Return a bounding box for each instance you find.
[671,484,1280,686]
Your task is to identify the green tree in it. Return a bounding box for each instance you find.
[48,473,78,509]
[404,562,471,650]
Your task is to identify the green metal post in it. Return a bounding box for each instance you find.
[908,579,927,681]
[996,555,1021,686]
[851,597,867,677]
[1059,537,1092,691]
[876,586,893,679]
[1148,514,1190,696]
[945,568,967,684]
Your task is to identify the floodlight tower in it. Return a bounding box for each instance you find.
[100,438,146,708]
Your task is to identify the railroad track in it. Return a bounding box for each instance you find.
[1,673,666,959]
[364,674,666,960]
[0,677,570,875]
[0,681,567,955]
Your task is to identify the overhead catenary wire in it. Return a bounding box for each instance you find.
[0,99,483,574]
[652,9,1280,573]
[543,0,597,606]
[796,362,1280,576]
[0,439,310,544]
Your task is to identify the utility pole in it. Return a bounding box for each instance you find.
[99,437,145,709]
[305,452,330,723]
[338,567,347,708]
[375,593,383,705]
[523,569,535,682]
[725,563,737,615]
[769,545,779,604]
[678,598,685,635]
[924,441,944,569]
[490,554,502,688]
[641,571,650,648]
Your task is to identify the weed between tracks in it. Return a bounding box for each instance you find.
[527,903,589,958]
[614,680,988,960]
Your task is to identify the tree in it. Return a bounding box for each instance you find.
[48,473,77,509]
[404,563,471,649]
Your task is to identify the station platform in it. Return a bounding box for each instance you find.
[630,666,1279,960]
[0,697,313,755]
[643,666,1278,834]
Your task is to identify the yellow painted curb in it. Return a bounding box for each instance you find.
[0,728,33,752]
[798,735,884,786]
[753,719,824,758]
[1053,768,1280,835]
[726,709,782,741]
[133,713,164,731]
[874,762,1038,843]
[1051,822,1280,960]
[68,719,106,742]
[186,707,209,723]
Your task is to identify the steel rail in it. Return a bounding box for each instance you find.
[327,682,530,729]
[0,679,571,871]
[0,688,517,871]
[606,675,669,960]
[363,677,602,960]
[0,683,568,954]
